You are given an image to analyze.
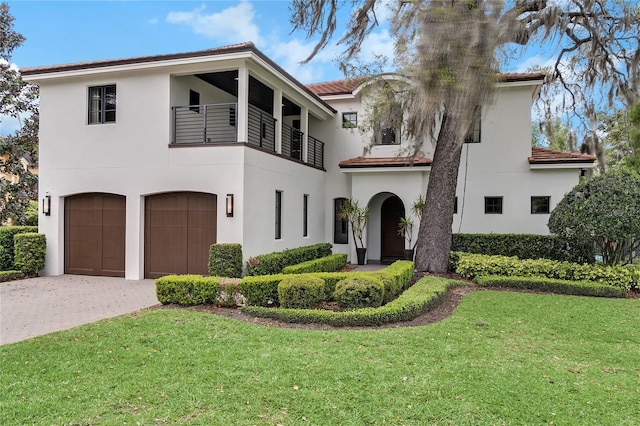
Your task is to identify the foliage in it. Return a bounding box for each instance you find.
[208,243,242,278]
[454,252,638,291]
[337,198,369,249]
[244,275,462,327]
[475,275,627,298]
[0,269,24,282]
[0,225,37,270]
[0,3,39,226]
[13,232,45,276]
[333,276,385,310]
[245,243,332,276]
[451,233,594,264]
[282,253,347,274]
[548,170,640,265]
[627,103,640,172]
[277,275,326,309]
[155,275,221,306]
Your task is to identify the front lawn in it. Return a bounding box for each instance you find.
[1,291,638,425]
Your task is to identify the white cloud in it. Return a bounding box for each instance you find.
[166,2,260,44]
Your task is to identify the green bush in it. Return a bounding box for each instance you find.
[246,243,332,276]
[0,270,25,282]
[219,280,244,307]
[239,274,286,306]
[13,233,46,276]
[278,275,326,309]
[455,252,636,291]
[475,275,627,298]
[155,275,221,305]
[242,276,464,327]
[451,233,593,264]
[334,276,385,310]
[209,243,243,278]
[0,226,38,270]
[282,253,347,274]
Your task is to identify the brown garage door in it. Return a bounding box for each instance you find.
[65,193,126,277]
[145,192,217,279]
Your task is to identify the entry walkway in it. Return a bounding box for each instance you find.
[0,275,158,345]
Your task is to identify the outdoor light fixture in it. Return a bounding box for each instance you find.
[226,194,234,217]
[42,195,51,216]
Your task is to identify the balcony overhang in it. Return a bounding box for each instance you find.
[339,156,432,173]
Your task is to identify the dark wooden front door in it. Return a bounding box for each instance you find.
[144,192,217,278]
[381,195,405,261]
[65,193,126,277]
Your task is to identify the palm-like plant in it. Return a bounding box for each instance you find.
[338,198,369,249]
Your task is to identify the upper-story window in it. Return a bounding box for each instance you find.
[374,102,401,145]
[464,106,481,143]
[189,90,200,113]
[342,112,358,128]
[88,85,116,124]
[531,196,551,214]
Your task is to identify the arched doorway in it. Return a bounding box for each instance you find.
[380,195,405,262]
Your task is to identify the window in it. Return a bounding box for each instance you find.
[379,128,397,145]
[484,197,503,214]
[334,198,348,244]
[342,112,357,128]
[88,85,116,124]
[464,106,481,143]
[374,103,401,145]
[189,90,200,112]
[275,191,283,239]
[454,196,458,214]
[531,196,551,214]
[303,194,309,237]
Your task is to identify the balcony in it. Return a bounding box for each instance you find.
[172,102,324,169]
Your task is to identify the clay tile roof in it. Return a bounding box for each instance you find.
[529,146,597,164]
[339,156,432,168]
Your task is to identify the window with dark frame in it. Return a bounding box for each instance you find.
[275,191,283,239]
[303,194,309,237]
[484,196,503,214]
[88,85,116,124]
[464,106,481,143]
[189,90,200,113]
[531,196,551,214]
[342,112,357,128]
[334,198,348,244]
[454,196,458,214]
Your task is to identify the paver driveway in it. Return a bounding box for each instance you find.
[0,275,158,345]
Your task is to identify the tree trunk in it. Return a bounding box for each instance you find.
[414,112,465,273]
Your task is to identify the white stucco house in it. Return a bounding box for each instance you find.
[22,42,596,279]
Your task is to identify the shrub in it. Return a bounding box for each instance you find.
[455,252,635,291]
[0,226,38,270]
[278,275,326,309]
[0,270,25,282]
[282,253,347,274]
[155,275,221,305]
[239,274,286,306]
[14,233,46,276]
[451,233,593,264]
[334,276,385,310]
[475,275,627,298]
[242,276,464,327]
[246,243,332,276]
[209,243,243,278]
[219,279,244,307]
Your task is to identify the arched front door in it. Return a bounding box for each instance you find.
[380,195,405,262]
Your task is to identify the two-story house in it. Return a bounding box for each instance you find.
[22,42,595,279]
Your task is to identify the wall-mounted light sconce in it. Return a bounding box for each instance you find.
[226,194,234,217]
[42,195,51,216]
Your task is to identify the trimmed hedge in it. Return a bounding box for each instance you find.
[241,276,464,327]
[156,275,221,305]
[0,226,38,270]
[282,253,347,274]
[455,252,638,291]
[278,275,326,309]
[14,233,46,276]
[334,276,385,309]
[452,233,594,264]
[0,270,25,282]
[246,243,332,276]
[476,275,627,298]
[209,243,243,278]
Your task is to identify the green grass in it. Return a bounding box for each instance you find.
[1,291,639,425]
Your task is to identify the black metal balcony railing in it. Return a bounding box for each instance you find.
[171,102,324,169]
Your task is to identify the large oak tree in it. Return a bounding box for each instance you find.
[291,0,640,273]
